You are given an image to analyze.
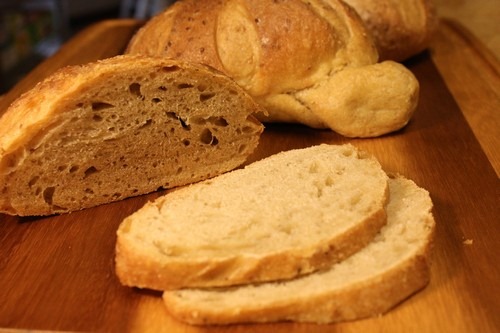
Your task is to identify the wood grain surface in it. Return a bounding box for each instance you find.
[0,19,499,333]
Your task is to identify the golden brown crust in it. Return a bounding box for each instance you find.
[126,0,419,137]
[115,144,391,290]
[160,176,436,325]
[164,250,432,324]
[0,55,263,215]
[116,201,388,290]
[342,0,438,61]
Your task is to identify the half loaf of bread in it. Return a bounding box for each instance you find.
[115,144,390,290]
[0,55,263,216]
[162,174,435,325]
[126,0,419,138]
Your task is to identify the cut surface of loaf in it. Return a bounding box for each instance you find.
[162,175,435,325]
[126,0,419,138]
[115,144,390,290]
[341,0,438,61]
[0,55,263,216]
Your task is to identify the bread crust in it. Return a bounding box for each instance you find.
[126,0,419,137]
[161,175,435,325]
[342,0,438,61]
[0,55,264,215]
[115,144,390,290]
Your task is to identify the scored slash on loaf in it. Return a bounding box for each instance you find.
[125,0,422,138]
[0,55,263,216]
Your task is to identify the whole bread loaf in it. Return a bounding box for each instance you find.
[115,144,390,290]
[0,55,263,216]
[342,0,438,61]
[162,174,435,325]
[126,0,419,138]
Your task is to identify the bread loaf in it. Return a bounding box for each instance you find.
[162,174,435,325]
[342,0,438,61]
[115,144,390,290]
[126,0,419,138]
[0,55,263,216]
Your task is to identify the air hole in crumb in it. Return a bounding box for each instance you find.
[197,84,207,92]
[112,193,122,199]
[91,102,114,111]
[84,166,98,178]
[93,114,103,122]
[182,139,190,146]
[4,153,20,168]
[179,117,190,130]
[162,65,180,72]
[57,165,66,171]
[129,83,143,98]
[200,129,218,145]
[176,167,183,174]
[241,126,256,133]
[178,83,194,89]
[85,188,94,194]
[350,194,361,205]
[189,116,206,125]
[152,98,161,103]
[158,86,167,91]
[69,166,79,173]
[309,162,318,174]
[342,148,353,157]
[199,92,216,102]
[28,176,40,187]
[238,144,247,154]
[139,119,153,129]
[43,187,55,205]
[211,117,228,127]
[166,112,177,120]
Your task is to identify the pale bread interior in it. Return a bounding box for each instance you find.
[115,144,389,290]
[162,175,435,325]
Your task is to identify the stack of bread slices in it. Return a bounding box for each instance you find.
[115,144,435,325]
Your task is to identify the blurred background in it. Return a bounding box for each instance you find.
[0,0,175,94]
[0,0,498,95]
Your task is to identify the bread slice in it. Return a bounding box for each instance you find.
[115,144,389,290]
[126,0,419,138]
[0,55,263,216]
[162,174,435,325]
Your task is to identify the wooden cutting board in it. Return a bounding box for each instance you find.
[0,19,498,333]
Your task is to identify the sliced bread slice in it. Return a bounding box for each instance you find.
[162,174,435,325]
[115,144,389,290]
[0,55,263,216]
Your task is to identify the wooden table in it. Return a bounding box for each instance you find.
[0,18,499,333]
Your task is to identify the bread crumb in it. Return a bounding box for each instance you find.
[463,239,473,245]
